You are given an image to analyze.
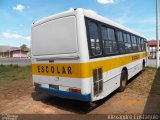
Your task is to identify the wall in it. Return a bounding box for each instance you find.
[12,51,27,58]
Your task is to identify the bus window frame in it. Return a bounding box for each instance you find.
[100,25,119,56]
[85,17,147,59]
[117,30,126,54]
[85,18,103,58]
[131,35,138,52]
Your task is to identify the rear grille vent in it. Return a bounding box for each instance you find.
[93,68,103,96]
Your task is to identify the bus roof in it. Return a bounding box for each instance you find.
[32,8,145,38]
[82,9,145,38]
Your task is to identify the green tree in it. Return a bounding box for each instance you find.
[20,44,29,52]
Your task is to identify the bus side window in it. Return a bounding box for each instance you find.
[144,39,147,51]
[137,37,141,51]
[141,38,144,51]
[101,26,118,55]
[88,21,102,56]
[124,33,132,53]
[131,35,137,52]
[117,31,125,53]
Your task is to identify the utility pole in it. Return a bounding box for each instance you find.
[20,46,22,58]
[20,40,22,59]
[156,0,159,68]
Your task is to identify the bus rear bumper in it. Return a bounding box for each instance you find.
[35,86,91,102]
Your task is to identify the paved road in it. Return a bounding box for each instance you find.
[0,58,31,66]
[0,58,158,67]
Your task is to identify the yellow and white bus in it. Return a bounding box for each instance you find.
[31,8,148,102]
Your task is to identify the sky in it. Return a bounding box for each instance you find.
[0,0,159,47]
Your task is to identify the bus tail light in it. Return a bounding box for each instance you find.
[69,88,81,94]
[93,68,103,96]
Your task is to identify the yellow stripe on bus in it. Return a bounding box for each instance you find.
[32,52,147,78]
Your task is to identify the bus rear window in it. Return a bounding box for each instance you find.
[32,16,78,56]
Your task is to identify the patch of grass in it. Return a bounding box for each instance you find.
[127,66,160,95]
[0,65,31,82]
[127,68,156,94]
[145,67,157,72]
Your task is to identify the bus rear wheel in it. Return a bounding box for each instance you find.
[141,61,145,74]
[118,70,127,92]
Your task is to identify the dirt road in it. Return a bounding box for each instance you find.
[0,69,159,114]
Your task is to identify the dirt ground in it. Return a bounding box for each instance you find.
[0,69,159,114]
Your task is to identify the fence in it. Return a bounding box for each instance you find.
[0,58,31,66]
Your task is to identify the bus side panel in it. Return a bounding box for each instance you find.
[92,67,121,101]
[91,56,147,101]
[127,58,145,80]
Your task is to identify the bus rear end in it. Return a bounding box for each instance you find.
[31,10,91,101]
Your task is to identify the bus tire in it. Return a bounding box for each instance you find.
[141,61,145,73]
[118,70,127,92]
